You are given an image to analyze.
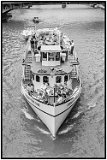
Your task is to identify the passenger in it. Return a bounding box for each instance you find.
[62,93,66,98]
[67,80,71,88]
[67,80,73,90]
[31,84,34,92]
[61,46,63,50]
[64,81,67,86]
[34,40,38,49]
[27,84,33,95]
[32,35,35,39]
[57,89,61,96]
[31,40,34,48]
[41,82,47,90]
[43,92,48,104]
[22,59,25,63]
[46,82,49,88]
[70,40,74,55]
[38,46,41,50]
[57,96,63,103]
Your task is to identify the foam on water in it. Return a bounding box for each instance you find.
[87,102,96,110]
[21,108,35,120]
[58,124,75,135]
[36,126,50,135]
[72,111,83,119]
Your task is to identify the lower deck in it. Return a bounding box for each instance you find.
[22,78,80,106]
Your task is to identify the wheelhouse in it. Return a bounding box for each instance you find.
[41,45,61,66]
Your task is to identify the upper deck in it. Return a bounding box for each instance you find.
[23,28,79,77]
[30,51,79,75]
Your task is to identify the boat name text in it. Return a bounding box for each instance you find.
[25,93,40,107]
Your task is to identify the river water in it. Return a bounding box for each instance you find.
[2,4,105,158]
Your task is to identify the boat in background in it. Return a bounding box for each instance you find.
[62,3,66,8]
[2,13,12,22]
[21,26,81,137]
[33,17,40,23]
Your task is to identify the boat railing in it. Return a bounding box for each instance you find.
[22,79,81,107]
[24,87,54,106]
[23,81,75,106]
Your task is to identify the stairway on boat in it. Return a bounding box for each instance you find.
[25,52,32,64]
[24,65,31,81]
[69,53,78,65]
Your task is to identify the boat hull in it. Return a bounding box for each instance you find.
[21,83,81,137]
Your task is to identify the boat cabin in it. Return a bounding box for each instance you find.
[22,28,79,101]
[41,45,61,66]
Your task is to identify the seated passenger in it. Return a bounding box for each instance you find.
[41,82,47,90]
[31,84,34,92]
[70,40,74,55]
[38,46,41,50]
[57,96,63,103]
[31,39,34,48]
[27,84,34,95]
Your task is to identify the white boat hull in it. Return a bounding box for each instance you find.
[21,83,81,137]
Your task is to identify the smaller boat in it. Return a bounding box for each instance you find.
[2,13,12,22]
[7,13,12,18]
[33,17,40,24]
[62,3,66,8]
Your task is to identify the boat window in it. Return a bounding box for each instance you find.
[64,75,68,82]
[43,76,49,83]
[36,75,40,82]
[48,52,54,61]
[56,52,60,61]
[56,76,61,83]
[42,52,47,61]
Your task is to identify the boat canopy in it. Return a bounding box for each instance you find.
[41,45,61,52]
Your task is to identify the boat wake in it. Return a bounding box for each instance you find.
[21,108,35,120]
[87,102,96,110]
[58,123,75,135]
[36,126,50,135]
[72,111,83,119]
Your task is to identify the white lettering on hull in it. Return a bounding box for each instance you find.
[25,93,40,107]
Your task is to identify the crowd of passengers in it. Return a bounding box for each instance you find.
[30,32,60,50]
[30,32,74,55]
[25,81,73,104]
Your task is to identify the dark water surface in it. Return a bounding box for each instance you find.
[2,4,105,158]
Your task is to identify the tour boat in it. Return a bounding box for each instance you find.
[21,27,81,137]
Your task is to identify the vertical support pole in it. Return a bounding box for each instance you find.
[35,24,36,32]
[47,52,48,61]
[54,87,55,103]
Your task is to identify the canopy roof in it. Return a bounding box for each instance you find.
[41,45,61,52]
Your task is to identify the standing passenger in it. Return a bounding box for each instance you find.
[31,39,33,48]
[70,40,74,55]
